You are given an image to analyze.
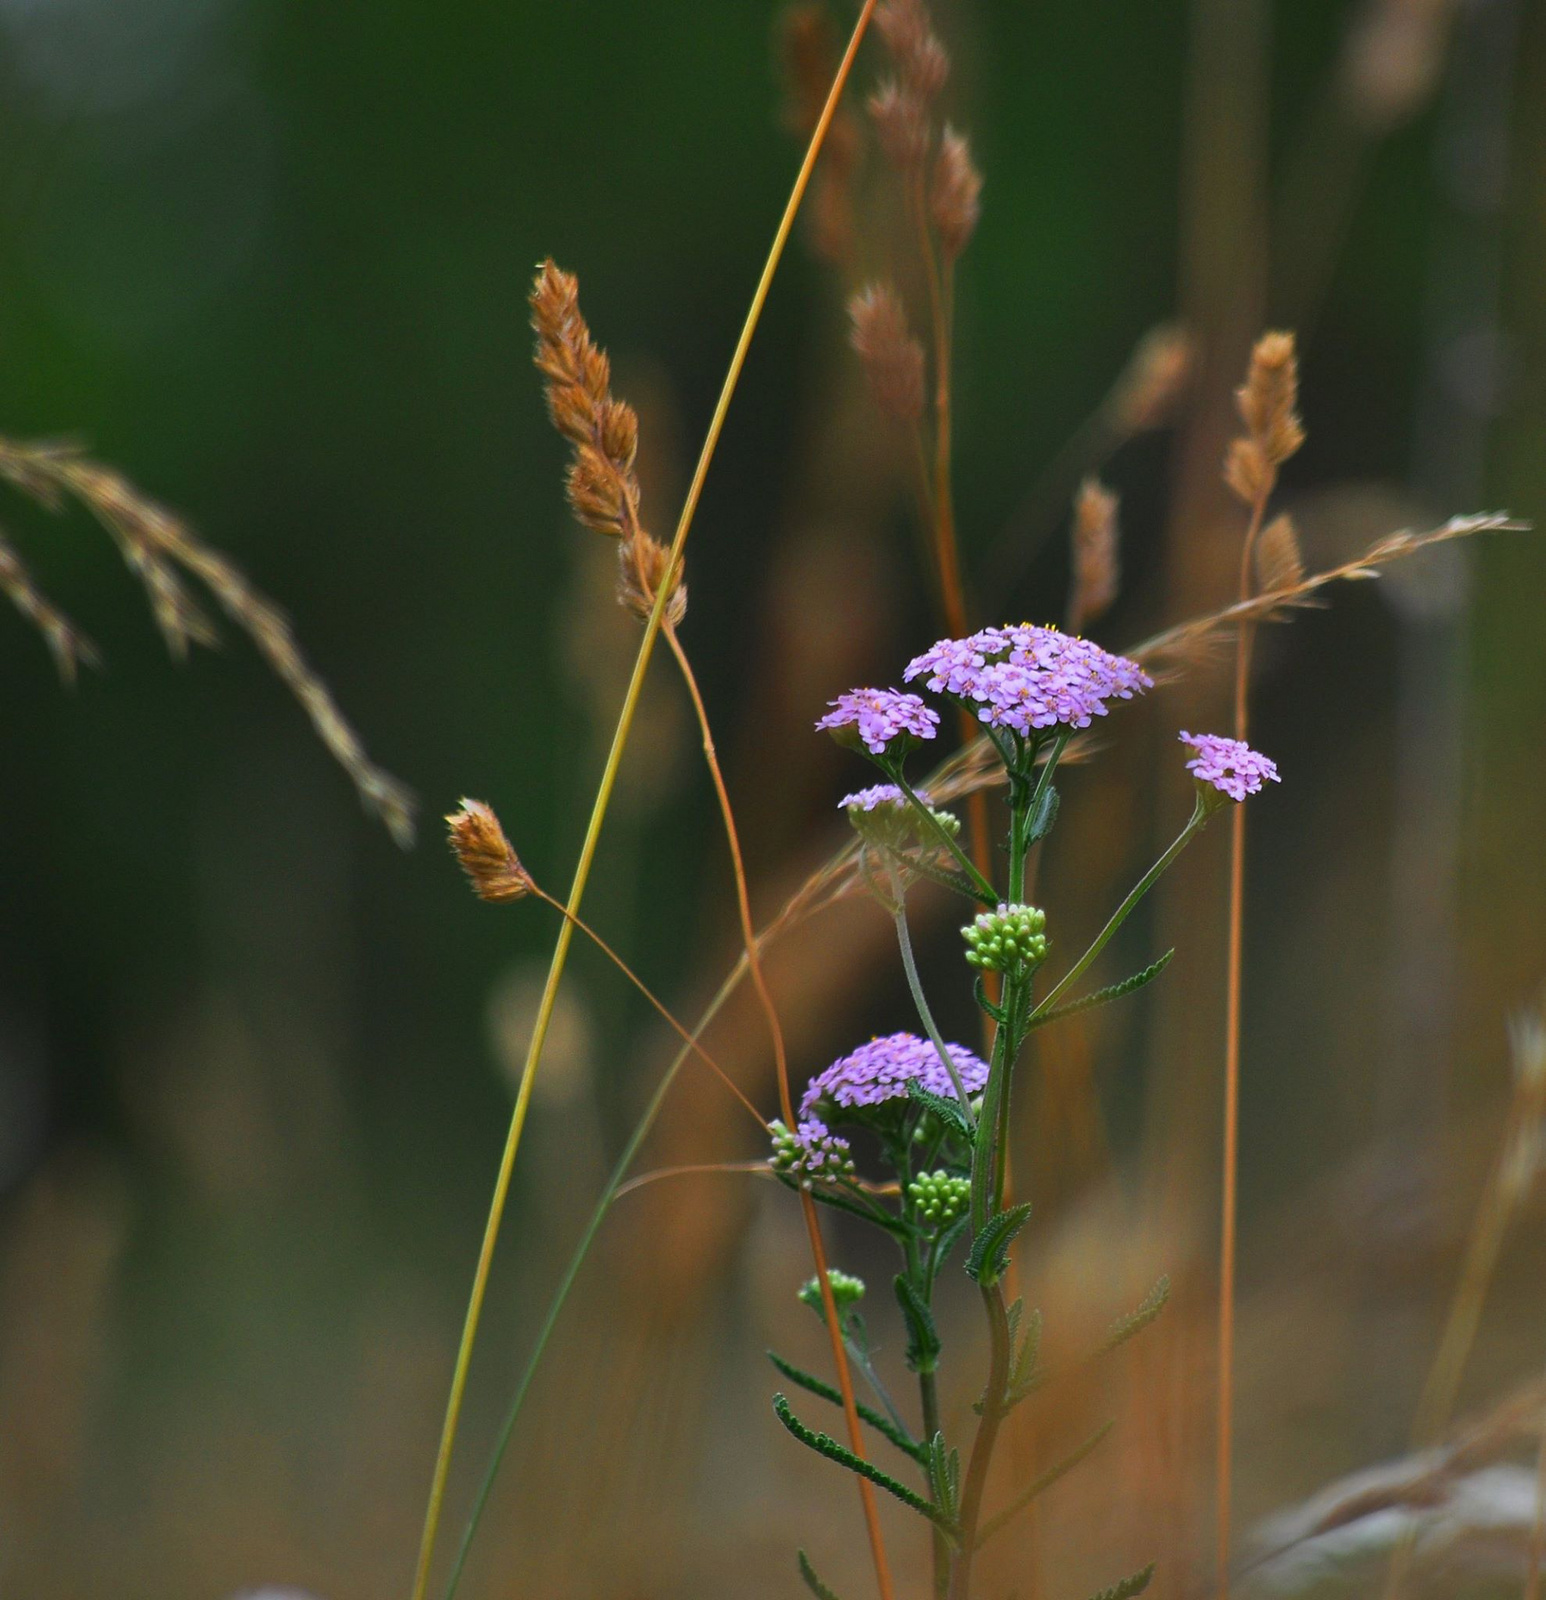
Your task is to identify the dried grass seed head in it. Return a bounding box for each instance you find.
[1238,330,1305,467]
[778,4,861,263]
[875,0,949,101]
[617,534,687,628]
[1068,477,1121,632]
[1111,324,1195,435]
[849,283,926,425]
[1254,512,1305,595]
[868,77,931,171]
[447,799,533,904]
[529,259,643,540]
[930,125,982,260]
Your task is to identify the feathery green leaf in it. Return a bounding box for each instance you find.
[1028,950,1174,1030]
[766,1352,924,1463]
[906,1078,974,1139]
[1097,1277,1170,1356]
[894,1275,942,1374]
[797,1550,846,1600]
[1086,1562,1157,1600]
[772,1394,956,1532]
[975,1421,1115,1547]
[966,1202,1033,1285]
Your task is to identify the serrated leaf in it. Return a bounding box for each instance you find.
[974,1421,1115,1547]
[894,1275,941,1374]
[965,1202,1033,1285]
[1029,950,1174,1030]
[797,1550,845,1600]
[906,1078,974,1138]
[926,1431,960,1522]
[767,1351,924,1463]
[1086,1562,1156,1600]
[1097,1276,1170,1356]
[772,1394,956,1533]
[973,975,1009,1024]
[1011,1306,1043,1390]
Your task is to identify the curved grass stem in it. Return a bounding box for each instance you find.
[408,12,879,1595]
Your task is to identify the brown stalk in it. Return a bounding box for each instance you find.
[662,617,896,1600]
[1217,331,1304,1600]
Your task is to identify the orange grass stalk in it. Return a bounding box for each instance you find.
[1217,332,1304,1600]
[662,621,897,1599]
[408,11,880,1596]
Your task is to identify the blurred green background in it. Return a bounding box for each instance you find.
[3,1,1545,1596]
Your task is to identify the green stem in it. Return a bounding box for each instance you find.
[889,766,997,903]
[889,864,977,1126]
[1029,798,1208,1024]
[949,1283,1013,1600]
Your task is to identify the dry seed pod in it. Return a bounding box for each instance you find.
[1237,331,1305,468]
[617,534,687,628]
[849,284,926,425]
[1068,478,1121,632]
[1254,513,1305,595]
[447,799,533,904]
[930,126,982,260]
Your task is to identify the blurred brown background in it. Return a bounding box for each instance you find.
[2,0,1546,1596]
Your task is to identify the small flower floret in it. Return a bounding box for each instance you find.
[769,1118,856,1188]
[816,687,939,756]
[800,1031,989,1118]
[907,1169,971,1228]
[1179,731,1280,802]
[963,903,1048,973]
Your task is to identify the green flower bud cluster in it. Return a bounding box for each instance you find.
[962,903,1048,973]
[907,1169,972,1227]
[799,1269,866,1315]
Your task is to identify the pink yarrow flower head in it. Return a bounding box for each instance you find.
[839,783,917,811]
[800,1031,989,1119]
[904,623,1151,736]
[1179,731,1280,803]
[817,688,939,757]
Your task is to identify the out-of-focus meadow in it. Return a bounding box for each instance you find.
[3,1,1546,1596]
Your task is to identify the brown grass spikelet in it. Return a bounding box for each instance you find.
[618,534,687,628]
[1254,513,1305,595]
[778,5,862,263]
[875,0,948,101]
[446,799,533,905]
[848,283,926,425]
[930,125,982,259]
[1110,323,1195,435]
[0,435,416,844]
[1068,477,1121,632]
[868,78,931,171]
[1238,331,1305,467]
[529,259,643,541]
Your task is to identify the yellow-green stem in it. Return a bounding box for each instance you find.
[408,10,877,1594]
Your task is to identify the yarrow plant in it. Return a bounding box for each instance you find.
[765,613,1279,1598]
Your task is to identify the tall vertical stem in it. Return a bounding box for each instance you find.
[1217,488,1268,1599]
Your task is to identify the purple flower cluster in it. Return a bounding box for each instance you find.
[800,1031,989,1117]
[816,688,939,755]
[1179,731,1280,801]
[838,783,919,812]
[769,1117,855,1186]
[904,624,1151,735]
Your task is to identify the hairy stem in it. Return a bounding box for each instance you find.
[950,1282,1013,1600]
[407,11,880,1595]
